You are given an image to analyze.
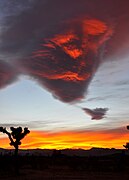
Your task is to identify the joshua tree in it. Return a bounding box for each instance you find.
[0,126,30,155]
[123,125,129,150]
[0,126,30,174]
[123,142,129,150]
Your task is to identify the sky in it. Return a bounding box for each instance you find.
[0,0,129,149]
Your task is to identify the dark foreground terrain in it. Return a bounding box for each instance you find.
[0,150,129,180]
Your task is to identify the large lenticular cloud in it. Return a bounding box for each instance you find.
[19,18,112,102]
[1,0,129,103]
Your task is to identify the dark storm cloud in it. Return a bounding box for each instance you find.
[82,107,109,120]
[0,0,129,103]
[0,60,19,89]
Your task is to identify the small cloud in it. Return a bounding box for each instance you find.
[82,107,109,120]
[87,95,113,102]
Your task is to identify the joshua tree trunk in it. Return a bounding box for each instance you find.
[14,145,19,175]
[14,145,19,157]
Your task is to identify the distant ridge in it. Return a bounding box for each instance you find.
[0,147,128,156]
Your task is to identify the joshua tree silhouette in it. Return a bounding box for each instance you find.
[0,126,30,174]
[123,125,129,150]
[123,142,129,150]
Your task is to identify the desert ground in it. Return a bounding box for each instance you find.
[0,151,129,180]
[1,169,129,180]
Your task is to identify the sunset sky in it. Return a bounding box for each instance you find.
[0,0,129,150]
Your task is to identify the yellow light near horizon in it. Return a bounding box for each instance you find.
[0,130,129,150]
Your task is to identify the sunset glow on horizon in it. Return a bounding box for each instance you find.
[0,128,129,150]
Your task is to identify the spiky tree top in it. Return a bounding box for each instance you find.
[0,126,30,148]
[123,125,129,150]
[123,142,129,150]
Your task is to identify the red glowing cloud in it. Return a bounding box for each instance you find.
[0,0,129,103]
[20,18,113,102]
